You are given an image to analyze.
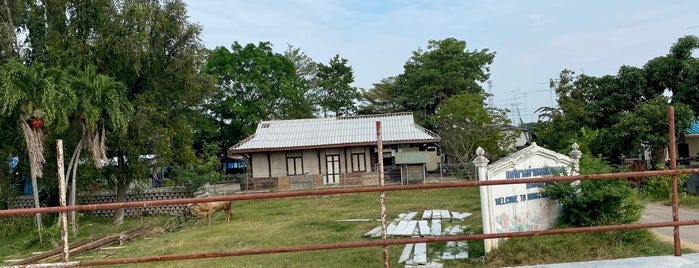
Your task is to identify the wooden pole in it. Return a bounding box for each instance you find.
[57,140,70,261]
[376,121,389,268]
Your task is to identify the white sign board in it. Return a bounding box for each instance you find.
[476,143,580,253]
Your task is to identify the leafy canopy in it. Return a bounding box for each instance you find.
[205,42,313,146]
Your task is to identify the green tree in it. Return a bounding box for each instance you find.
[2,0,213,227]
[432,93,512,179]
[611,96,693,163]
[536,41,697,163]
[645,35,699,115]
[283,44,318,88]
[313,55,360,117]
[64,66,132,232]
[397,38,495,127]
[357,76,403,115]
[205,42,313,147]
[533,70,594,153]
[93,0,213,224]
[0,0,23,61]
[283,44,319,115]
[0,60,76,241]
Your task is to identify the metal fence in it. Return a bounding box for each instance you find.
[2,168,699,267]
[2,107,697,267]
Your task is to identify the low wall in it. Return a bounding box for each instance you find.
[12,186,191,218]
[241,172,378,192]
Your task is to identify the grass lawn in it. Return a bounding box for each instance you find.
[1,183,694,267]
[3,184,485,267]
[673,193,699,210]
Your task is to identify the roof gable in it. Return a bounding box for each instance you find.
[487,143,576,177]
[229,113,440,153]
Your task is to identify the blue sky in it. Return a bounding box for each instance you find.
[183,0,699,123]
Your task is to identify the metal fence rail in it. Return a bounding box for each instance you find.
[3,169,698,216]
[2,168,699,267]
[4,106,695,267]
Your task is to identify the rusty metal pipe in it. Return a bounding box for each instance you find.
[3,169,699,216]
[668,106,681,256]
[16,219,699,267]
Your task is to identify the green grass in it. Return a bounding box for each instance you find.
[1,184,694,267]
[651,191,699,209]
[2,186,483,267]
[483,229,692,268]
[674,193,699,209]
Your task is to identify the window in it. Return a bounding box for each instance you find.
[350,147,366,172]
[286,151,303,175]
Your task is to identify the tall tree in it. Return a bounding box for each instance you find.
[283,44,318,115]
[283,44,318,86]
[357,76,402,115]
[0,60,76,241]
[432,92,512,179]
[397,38,495,127]
[645,35,699,115]
[205,42,313,147]
[1,0,213,227]
[64,66,132,232]
[536,36,699,163]
[92,0,213,224]
[313,55,360,117]
[0,0,23,61]
[611,96,693,162]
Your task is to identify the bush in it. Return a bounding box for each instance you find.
[169,142,225,193]
[0,215,35,238]
[641,163,688,201]
[544,155,643,227]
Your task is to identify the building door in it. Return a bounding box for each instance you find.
[325,155,340,184]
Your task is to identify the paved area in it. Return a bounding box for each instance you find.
[640,203,699,251]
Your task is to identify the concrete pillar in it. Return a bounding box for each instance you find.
[569,143,582,175]
[473,147,494,253]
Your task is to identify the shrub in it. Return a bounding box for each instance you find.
[170,142,224,193]
[0,215,35,238]
[544,155,643,227]
[641,163,688,201]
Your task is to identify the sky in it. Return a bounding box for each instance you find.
[183,0,699,123]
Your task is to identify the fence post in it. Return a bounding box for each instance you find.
[569,143,582,172]
[56,140,70,261]
[668,106,681,256]
[376,121,389,268]
[473,147,491,252]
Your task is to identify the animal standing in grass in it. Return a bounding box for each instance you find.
[187,201,233,225]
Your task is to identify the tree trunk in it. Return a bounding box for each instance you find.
[64,138,82,234]
[653,146,668,168]
[70,156,78,233]
[0,162,6,209]
[31,176,43,242]
[112,178,128,225]
[112,152,127,225]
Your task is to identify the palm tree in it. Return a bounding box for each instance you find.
[0,60,76,242]
[64,66,132,233]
